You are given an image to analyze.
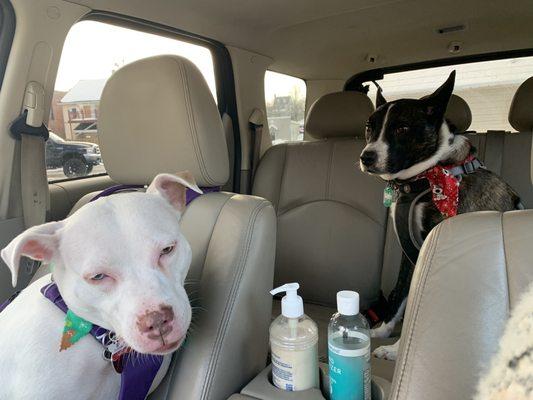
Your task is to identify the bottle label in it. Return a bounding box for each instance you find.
[271,344,318,391]
[328,331,371,400]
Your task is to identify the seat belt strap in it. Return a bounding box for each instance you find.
[248,108,264,190]
[10,82,49,228]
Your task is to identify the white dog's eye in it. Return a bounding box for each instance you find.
[161,245,175,256]
[91,273,107,281]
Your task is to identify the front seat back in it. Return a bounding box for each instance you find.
[390,210,533,400]
[74,55,277,400]
[253,92,385,309]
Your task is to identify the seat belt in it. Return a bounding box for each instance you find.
[248,108,265,190]
[10,81,49,228]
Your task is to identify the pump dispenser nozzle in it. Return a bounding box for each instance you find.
[270,282,304,318]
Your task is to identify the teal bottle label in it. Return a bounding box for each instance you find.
[328,331,371,400]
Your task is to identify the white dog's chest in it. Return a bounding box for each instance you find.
[0,276,120,400]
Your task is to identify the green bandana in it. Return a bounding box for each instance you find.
[60,309,93,351]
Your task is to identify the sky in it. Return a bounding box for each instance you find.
[56,20,305,103]
[56,21,217,95]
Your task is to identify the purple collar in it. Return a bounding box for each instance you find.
[89,183,221,204]
[41,282,160,400]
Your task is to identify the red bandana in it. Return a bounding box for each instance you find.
[418,155,475,218]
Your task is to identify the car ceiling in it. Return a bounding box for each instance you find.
[67,0,533,80]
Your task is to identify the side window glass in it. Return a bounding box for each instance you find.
[264,71,306,144]
[48,20,216,182]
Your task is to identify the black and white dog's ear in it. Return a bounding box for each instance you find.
[376,88,387,108]
[423,70,455,117]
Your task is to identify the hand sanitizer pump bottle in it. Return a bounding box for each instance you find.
[269,283,319,391]
[328,290,371,400]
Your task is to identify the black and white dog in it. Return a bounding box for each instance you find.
[360,71,522,360]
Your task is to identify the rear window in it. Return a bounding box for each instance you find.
[48,20,216,182]
[264,71,306,144]
[367,56,533,132]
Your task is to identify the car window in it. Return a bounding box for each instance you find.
[48,20,217,182]
[264,71,306,144]
[366,56,533,132]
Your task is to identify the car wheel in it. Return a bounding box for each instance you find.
[86,164,93,174]
[63,157,89,178]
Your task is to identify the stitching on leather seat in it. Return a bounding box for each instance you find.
[393,222,442,399]
[177,58,216,186]
[277,198,384,227]
[500,213,511,312]
[276,145,288,215]
[200,199,270,399]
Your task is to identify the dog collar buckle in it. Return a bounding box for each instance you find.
[463,161,475,174]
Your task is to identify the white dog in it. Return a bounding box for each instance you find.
[0,172,201,400]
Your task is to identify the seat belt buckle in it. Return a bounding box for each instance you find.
[9,81,49,141]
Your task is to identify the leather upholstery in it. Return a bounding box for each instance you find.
[151,193,276,400]
[305,91,374,139]
[445,94,472,132]
[509,76,533,132]
[99,55,229,187]
[390,211,533,400]
[253,139,387,308]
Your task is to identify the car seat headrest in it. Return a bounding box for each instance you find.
[509,76,533,132]
[99,55,229,187]
[445,94,472,133]
[305,91,374,139]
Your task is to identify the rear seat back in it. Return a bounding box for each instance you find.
[505,77,533,208]
[253,92,385,308]
[465,78,533,209]
[449,86,533,209]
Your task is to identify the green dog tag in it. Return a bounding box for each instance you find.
[383,185,395,208]
[60,309,93,351]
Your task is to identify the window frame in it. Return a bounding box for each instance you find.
[49,11,242,190]
[345,48,533,92]
[0,0,15,93]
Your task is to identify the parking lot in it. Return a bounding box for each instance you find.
[47,164,107,181]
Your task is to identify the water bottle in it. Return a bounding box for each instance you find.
[328,291,371,400]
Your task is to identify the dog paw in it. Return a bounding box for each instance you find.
[370,321,394,338]
[372,341,399,361]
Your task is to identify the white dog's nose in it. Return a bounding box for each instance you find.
[136,305,174,339]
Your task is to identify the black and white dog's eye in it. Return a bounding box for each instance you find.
[161,245,175,256]
[395,126,410,134]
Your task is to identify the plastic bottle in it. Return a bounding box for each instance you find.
[269,283,319,392]
[328,290,371,400]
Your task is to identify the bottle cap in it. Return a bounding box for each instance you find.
[270,283,304,318]
[337,290,359,316]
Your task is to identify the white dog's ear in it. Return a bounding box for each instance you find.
[1,221,64,287]
[147,171,203,213]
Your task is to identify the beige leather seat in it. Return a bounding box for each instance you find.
[64,55,277,400]
[390,210,533,400]
[500,76,533,207]
[254,91,383,308]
